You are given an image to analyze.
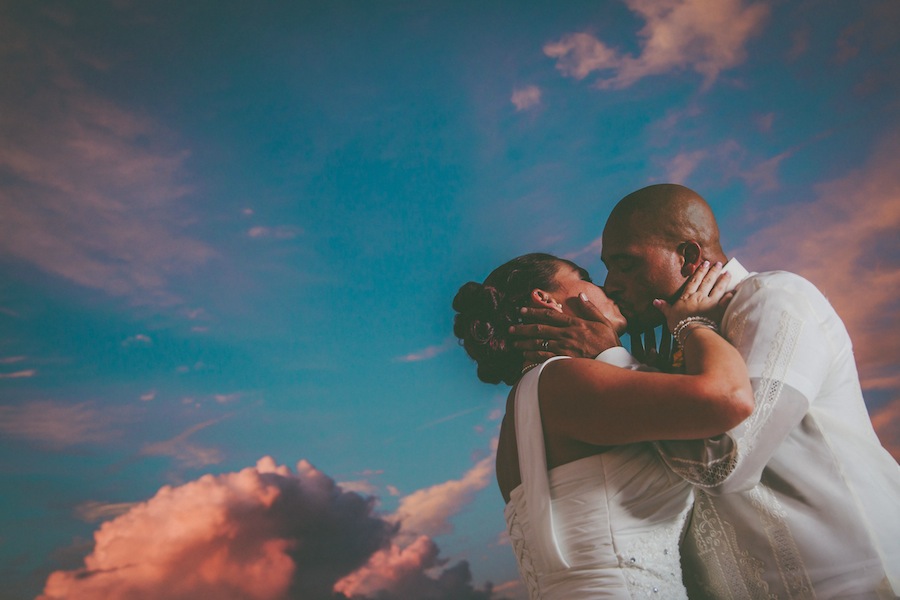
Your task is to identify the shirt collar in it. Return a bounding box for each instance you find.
[721,257,750,292]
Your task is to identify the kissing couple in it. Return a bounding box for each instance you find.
[453,184,900,599]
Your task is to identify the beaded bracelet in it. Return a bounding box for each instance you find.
[672,316,718,347]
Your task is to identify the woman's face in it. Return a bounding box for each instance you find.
[550,264,628,335]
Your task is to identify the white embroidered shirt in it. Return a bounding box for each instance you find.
[653,259,900,599]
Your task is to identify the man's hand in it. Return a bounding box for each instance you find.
[508,293,621,364]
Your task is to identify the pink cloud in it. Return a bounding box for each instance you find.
[140,417,227,468]
[247,225,303,240]
[544,0,770,89]
[0,369,37,379]
[41,456,502,600]
[870,398,900,462]
[395,338,455,362]
[0,355,27,364]
[391,455,494,540]
[0,18,214,305]
[664,150,709,183]
[0,400,123,447]
[333,536,499,600]
[510,86,542,111]
[334,535,440,597]
[74,501,138,523]
[732,128,900,393]
[334,454,497,597]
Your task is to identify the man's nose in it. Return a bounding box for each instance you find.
[603,272,622,296]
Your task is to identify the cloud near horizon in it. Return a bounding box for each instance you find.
[544,0,769,89]
[40,456,504,600]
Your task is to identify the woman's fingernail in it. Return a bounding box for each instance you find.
[579,292,588,302]
[702,260,710,267]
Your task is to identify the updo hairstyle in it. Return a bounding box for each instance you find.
[453,253,580,385]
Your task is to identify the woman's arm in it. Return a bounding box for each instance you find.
[539,262,753,445]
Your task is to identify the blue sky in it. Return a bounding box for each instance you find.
[2,1,899,598]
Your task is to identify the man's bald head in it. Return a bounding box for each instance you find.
[605,184,724,257]
[600,184,728,329]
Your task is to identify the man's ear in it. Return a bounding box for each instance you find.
[531,289,562,311]
[679,240,703,277]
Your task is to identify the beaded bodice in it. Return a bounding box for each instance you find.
[503,358,692,599]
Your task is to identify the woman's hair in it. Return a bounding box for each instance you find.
[453,253,586,385]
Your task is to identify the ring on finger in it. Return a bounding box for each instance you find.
[541,340,550,351]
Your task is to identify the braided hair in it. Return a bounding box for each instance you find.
[453,253,581,385]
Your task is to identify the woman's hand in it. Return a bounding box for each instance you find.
[653,261,734,333]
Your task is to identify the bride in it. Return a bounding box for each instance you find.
[452,253,752,599]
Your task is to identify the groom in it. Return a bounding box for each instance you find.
[514,184,900,598]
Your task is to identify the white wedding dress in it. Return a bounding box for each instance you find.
[504,357,693,599]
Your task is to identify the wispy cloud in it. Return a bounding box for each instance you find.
[0,355,27,364]
[246,225,303,240]
[0,17,214,305]
[395,338,456,363]
[140,417,227,468]
[74,500,138,523]
[121,334,152,347]
[733,127,900,397]
[0,400,123,447]
[511,85,542,111]
[664,150,709,183]
[0,369,37,379]
[562,236,603,263]
[418,405,488,430]
[544,0,770,90]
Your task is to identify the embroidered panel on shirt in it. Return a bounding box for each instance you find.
[737,310,802,460]
[688,309,814,600]
[655,446,738,488]
[689,490,767,600]
[748,485,814,599]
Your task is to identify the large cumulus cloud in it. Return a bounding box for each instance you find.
[40,456,504,600]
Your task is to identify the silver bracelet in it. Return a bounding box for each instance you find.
[672,316,718,346]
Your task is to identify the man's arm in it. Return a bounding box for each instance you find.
[657,274,833,493]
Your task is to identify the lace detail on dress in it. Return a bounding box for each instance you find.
[506,508,541,600]
[618,505,690,599]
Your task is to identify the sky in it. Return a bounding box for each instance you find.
[1,0,898,598]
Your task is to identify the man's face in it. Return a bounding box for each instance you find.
[600,222,686,330]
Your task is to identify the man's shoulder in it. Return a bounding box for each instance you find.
[740,270,823,298]
[731,270,835,319]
